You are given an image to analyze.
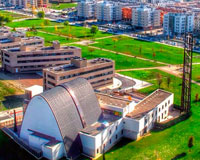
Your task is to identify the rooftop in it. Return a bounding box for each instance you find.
[7,45,79,52]
[126,89,172,120]
[81,113,120,136]
[45,58,113,73]
[96,93,131,108]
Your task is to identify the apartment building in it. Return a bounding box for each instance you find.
[77,0,96,19]
[96,1,122,22]
[43,57,115,90]
[1,0,26,7]
[194,15,200,36]
[1,41,81,73]
[163,12,194,36]
[132,5,160,29]
[0,35,44,50]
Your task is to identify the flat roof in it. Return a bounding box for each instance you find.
[96,93,131,108]
[7,45,79,52]
[45,58,113,73]
[81,113,120,136]
[126,89,172,120]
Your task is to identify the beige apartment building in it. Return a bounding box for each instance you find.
[1,41,81,73]
[0,35,44,50]
[43,57,115,90]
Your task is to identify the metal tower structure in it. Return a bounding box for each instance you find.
[181,33,194,112]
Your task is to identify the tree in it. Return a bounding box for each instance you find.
[188,136,194,149]
[37,11,45,19]
[44,19,50,26]
[12,27,16,32]
[195,93,199,102]
[156,73,162,88]
[0,14,12,26]
[167,76,171,88]
[153,52,156,60]
[64,21,69,27]
[139,45,142,56]
[112,37,118,51]
[90,25,98,39]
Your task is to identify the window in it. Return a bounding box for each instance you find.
[109,130,112,135]
[116,126,118,131]
[168,100,170,105]
[165,103,167,107]
[121,130,123,135]
[123,121,125,124]
[110,139,112,144]
[116,134,118,139]
[162,105,164,109]
[97,149,99,154]
[159,108,161,112]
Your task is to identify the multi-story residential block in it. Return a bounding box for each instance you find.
[43,57,115,90]
[132,5,161,29]
[1,41,81,73]
[96,1,122,22]
[77,0,96,19]
[0,35,44,50]
[163,12,194,36]
[1,0,48,8]
[122,7,132,22]
[194,15,200,36]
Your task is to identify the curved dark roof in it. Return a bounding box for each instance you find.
[39,78,102,159]
[60,78,102,126]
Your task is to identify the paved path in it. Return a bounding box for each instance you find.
[116,67,160,72]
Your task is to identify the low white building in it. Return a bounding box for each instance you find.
[163,12,194,36]
[5,78,174,160]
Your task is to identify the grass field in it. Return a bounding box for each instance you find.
[40,25,112,39]
[0,10,29,20]
[6,19,60,28]
[92,36,200,65]
[50,3,77,10]
[192,64,200,82]
[27,31,77,46]
[72,44,163,70]
[0,80,23,111]
[96,69,200,160]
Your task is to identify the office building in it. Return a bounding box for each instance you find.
[77,0,96,19]
[1,41,81,73]
[0,35,44,50]
[4,77,174,159]
[163,12,194,36]
[96,1,122,22]
[132,5,161,29]
[0,28,26,41]
[43,57,115,90]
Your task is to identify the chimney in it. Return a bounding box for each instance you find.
[52,41,60,49]
[71,57,87,68]
[20,45,29,51]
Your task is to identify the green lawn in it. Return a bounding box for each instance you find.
[50,3,77,10]
[97,69,200,160]
[6,19,60,28]
[192,64,200,82]
[0,81,23,111]
[40,25,112,39]
[0,10,29,20]
[72,44,163,70]
[27,31,77,46]
[92,36,200,65]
